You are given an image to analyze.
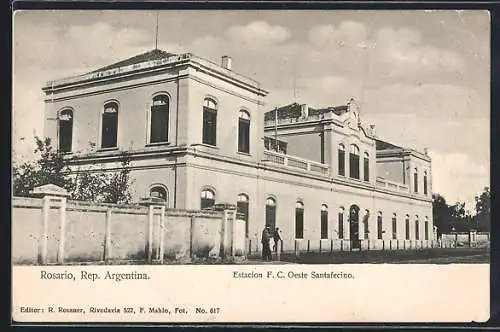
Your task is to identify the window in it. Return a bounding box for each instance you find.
[202,98,217,146]
[424,217,429,240]
[405,215,410,240]
[338,144,345,176]
[238,110,250,153]
[101,102,118,148]
[58,109,73,153]
[349,145,360,179]
[295,201,304,239]
[392,213,397,240]
[338,207,344,239]
[415,216,420,240]
[237,194,249,237]
[363,209,369,239]
[321,204,328,239]
[414,168,419,193]
[150,94,169,143]
[377,211,383,240]
[424,171,428,195]
[266,197,276,230]
[150,186,168,202]
[201,188,215,209]
[364,152,370,182]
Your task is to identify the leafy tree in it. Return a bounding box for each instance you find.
[432,193,450,237]
[13,136,75,196]
[13,136,134,204]
[101,152,134,204]
[474,187,490,232]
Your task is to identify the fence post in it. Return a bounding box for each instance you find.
[30,184,70,266]
[159,206,165,264]
[140,197,166,264]
[104,208,112,263]
[40,196,49,265]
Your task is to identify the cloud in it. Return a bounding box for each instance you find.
[225,21,291,47]
[428,150,489,211]
[306,23,466,84]
[373,27,466,80]
[309,21,368,48]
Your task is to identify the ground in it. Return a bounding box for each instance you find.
[246,247,490,264]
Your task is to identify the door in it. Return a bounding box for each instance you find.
[349,205,360,249]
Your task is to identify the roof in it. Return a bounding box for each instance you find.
[91,49,177,73]
[375,139,403,151]
[264,103,348,121]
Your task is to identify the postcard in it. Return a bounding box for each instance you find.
[12,9,490,324]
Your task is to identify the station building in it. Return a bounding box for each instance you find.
[42,49,433,251]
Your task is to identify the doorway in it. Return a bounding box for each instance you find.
[349,205,360,249]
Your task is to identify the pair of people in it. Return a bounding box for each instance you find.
[261,226,281,261]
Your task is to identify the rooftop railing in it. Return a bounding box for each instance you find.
[262,150,330,175]
[375,177,409,193]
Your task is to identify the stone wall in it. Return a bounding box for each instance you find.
[12,196,241,265]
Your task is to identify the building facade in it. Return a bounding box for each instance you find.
[42,49,433,251]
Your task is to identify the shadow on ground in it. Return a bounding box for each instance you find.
[247,247,490,264]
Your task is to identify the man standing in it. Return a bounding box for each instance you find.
[261,226,272,261]
[273,227,282,253]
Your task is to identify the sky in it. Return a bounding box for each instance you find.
[12,10,490,211]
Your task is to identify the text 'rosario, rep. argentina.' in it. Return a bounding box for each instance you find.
[40,270,151,282]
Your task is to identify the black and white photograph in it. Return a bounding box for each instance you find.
[12,9,490,323]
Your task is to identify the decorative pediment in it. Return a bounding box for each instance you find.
[345,98,360,130]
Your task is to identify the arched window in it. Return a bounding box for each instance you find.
[295,201,304,239]
[415,215,420,240]
[405,214,410,240]
[320,204,328,239]
[338,207,345,239]
[265,197,276,230]
[349,144,360,179]
[150,94,169,143]
[424,170,428,195]
[424,216,429,240]
[363,152,370,182]
[414,168,419,193]
[201,188,215,209]
[392,213,397,240]
[377,211,383,240]
[363,209,369,239]
[150,185,168,202]
[338,144,345,176]
[237,193,249,237]
[238,110,250,153]
[58,109,73,153]
[203,98,217,146]
[101,101,119,148]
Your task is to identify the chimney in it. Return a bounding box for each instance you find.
[221,55,232,70]
[301,104,309,118]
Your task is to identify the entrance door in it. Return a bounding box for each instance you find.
[349,205,360,249]
[265,197,276,231]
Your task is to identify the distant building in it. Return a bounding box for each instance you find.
[42,49,433,251]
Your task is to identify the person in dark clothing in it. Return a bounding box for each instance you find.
[261,226,272,261]
[273,227,282,253]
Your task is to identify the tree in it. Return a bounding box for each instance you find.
[13,136,75,196]
[432,193,451,237]
[13,136,134,204]
[474,186,490,232]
